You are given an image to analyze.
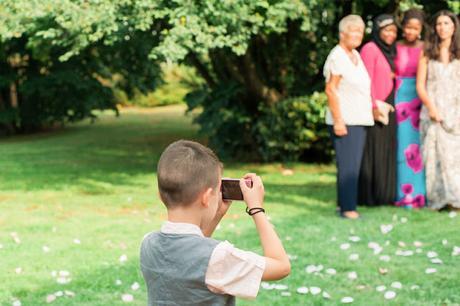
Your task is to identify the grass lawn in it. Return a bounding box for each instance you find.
[1,105,459,306]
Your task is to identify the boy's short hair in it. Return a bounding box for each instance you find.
[157,140,222,208]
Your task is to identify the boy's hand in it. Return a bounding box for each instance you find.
[240,173,264,209]
[216,195,232,217]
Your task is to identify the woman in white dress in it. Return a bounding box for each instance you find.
[416,10,460,210]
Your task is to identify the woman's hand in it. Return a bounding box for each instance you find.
[333,120,348,136]
[429,107,442,122]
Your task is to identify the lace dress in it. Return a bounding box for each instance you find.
[420,59,460,209]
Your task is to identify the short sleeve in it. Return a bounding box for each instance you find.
[324,50,345,82]
[205,241,266,300]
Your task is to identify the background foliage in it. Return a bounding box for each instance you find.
[0,0,457,160]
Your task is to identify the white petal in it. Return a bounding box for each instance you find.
[427,251,438,258]
[116,279,122,285]
[442,239,448,246]
[323,291,331,299]
[430,258,443,264]
[411,285,420,290]
[64,290,75,297]
[15,267,22,274]
[274,284,288,290]
[310,287,321,295]
[448,211,457,218]
[425,268,437,274]
[348,271,357,280]
[54,291,63,297]
[281,291,291,297]
[42,246,50,253]
[349,236,361,242]
[121,294,134,302]
[391,282,402,289]
[398,241,406,247]
[400,217,408,223]
[380,224,393,234]
[12,300,21,306]
[131,282,140,291]
[119,254,128,263]
[384,291,396,299]
[296,287,309,294]
[341,296,354,303]
[326,268,337,275]
[376,285,386,292]
[46,294,56,303]
[379,255,391,262]
[413,241,423,247]
[305,265,317,274]
[340,243,351,250]
[416,248,423,253]
[349,254,359,261]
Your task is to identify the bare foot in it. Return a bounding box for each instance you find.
[341,211,360,219]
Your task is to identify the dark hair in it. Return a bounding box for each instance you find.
[424,10,460,61]
[402,8,425,26]
[157,140,222,208]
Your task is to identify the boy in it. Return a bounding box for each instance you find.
[140,140,290,305]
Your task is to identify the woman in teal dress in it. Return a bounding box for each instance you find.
[394,9,426,208]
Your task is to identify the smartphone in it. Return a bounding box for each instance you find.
[221,178,253,201]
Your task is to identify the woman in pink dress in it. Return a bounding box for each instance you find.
[394,9,426,208]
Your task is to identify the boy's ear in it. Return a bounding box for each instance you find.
[200,188,213,208]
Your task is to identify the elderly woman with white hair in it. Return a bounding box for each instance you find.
[324,15,374,219]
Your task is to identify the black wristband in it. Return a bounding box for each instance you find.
[246,207,265,216]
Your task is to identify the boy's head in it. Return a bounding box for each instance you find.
[157,140,222,209]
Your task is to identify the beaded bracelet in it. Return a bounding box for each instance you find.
[245,207,265,216]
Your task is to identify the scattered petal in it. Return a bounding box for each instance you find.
[56,277,71,284]
[356,285,366,290]
[280,291,291,297]
[54,291,63,297]
[0,243,3,249]
[398,241,406,247]
[274,284,288,290]
[400,217,408,223]
[452,246,460,256]
[341,296,354,303]
[58,271,70,277]
[384,291,397,300]
[326,268,337,275]
[42,246,50,253]
[285,236,293,241]
[376,285,386,292]
[340,243,351,250]
[413,241,423,247]
[449,211,457,218]
[331,236,337,241]
[73,239,81,245]
[348,271,358,280]
[10,232,21,244]
[12,300,21,306]
[121,294,134,302]
[64,290,75,297]
[427,251,438,258]
[323,291,331,299]
[15,267,22,274]
[288,254,298,261]
[51,271,57,278]
[119,254,128,263]
[116,279,123,285]
[349,253,359,261]
[310,287,321,295]
[305,265,317,274]
[416,248,423,254]
[425,268,437,274]
[296,287,309,294]
[430,258,443,264]
[46,294,56,303]
[131,282,140,291]
[442,239,448,246]
[349,236,361,242]
[391,282,402,289]
[379,267,388,275]
[380,224,393,235]
[261,282,275,290]
[380,255,391,262]
[411,285,420,290]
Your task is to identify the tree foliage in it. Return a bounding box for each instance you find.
[0,0,455,160]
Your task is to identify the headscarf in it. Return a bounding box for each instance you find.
[372,14,397,71]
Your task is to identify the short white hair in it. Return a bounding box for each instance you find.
[339,15,365,33]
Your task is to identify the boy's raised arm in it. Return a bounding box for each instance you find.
[240,174,291,280]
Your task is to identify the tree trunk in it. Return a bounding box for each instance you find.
[10,82,18,108]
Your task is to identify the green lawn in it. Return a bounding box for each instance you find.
[1,105,459,306]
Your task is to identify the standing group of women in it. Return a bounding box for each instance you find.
[324,9,460,219]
